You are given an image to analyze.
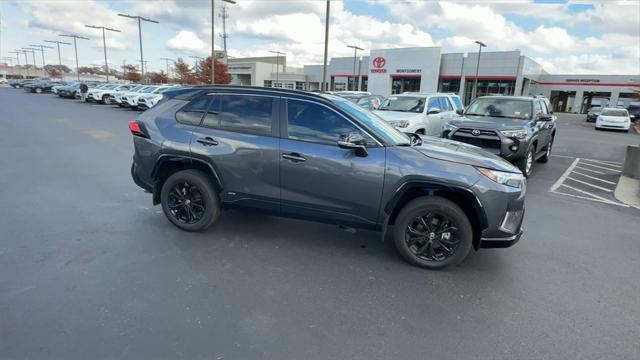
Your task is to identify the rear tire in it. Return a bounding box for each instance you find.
[35,88,43,94]
[160,170,220,232]
[393,197,473,269]
[537,138,553,163]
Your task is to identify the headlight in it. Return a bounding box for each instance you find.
[442,122,457,132]
[390,120,410,128]
[500,129,528,140]
[476,167,524,188]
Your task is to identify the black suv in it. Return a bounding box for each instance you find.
[442,96,556,177]
[130,86,526,269]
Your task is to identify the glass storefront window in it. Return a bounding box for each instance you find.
[464,79,515,104]
[391,77,421,94]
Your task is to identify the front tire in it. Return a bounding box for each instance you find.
[517,146,535,177]
[160,170,220,232]
[102,95,111,105]
[393,197,472,269]
[35,87,43,94]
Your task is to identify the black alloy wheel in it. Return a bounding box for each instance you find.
[393,197,472,269]
[166,181,207,225]
[405,213,460,262]
[160,169,220,231]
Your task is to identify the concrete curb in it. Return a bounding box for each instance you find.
[614,175,640,210]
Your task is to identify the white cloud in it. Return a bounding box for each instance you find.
[167,30,209,54]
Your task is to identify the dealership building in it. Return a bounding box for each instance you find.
[227,46,639,114]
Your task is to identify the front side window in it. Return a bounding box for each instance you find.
[286,99,372,146]
[204,95,273,136]
[176,95,212,125]
[427,97,440,112]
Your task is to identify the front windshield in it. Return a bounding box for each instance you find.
[153,87,169,93]
[130,85,144,92]
[601,109,628,117]
[327,95,410,146]
[377,96,425,113]
[465,98,532,120]
[99,84,117,90]
[141,87,158,93]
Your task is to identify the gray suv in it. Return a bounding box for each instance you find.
[130,86,526,269]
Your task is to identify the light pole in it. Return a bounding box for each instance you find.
[268,50,285,85]
[59,34,90,81]
[160,57,174,81]
[21,48,37,68]
[472,40,486,100]
[322,0,330,91]
[189,55,204,77]
[29,44,53,68]
[118,13,159,84]
[9,51,21,66]
[44,40,71,66]
[15,50,28,76]
[211,0,236,85]
[346,44,363,91]
[85,25,121,82]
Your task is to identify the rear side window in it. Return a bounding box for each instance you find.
[438,97,453,111]
[176,95,212,125]
[451,96,463,110]
[203,95,273,136]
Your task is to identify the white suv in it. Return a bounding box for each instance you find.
[373,93,461,136]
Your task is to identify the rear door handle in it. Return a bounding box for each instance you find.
[282,152,306,162]
[197,137,218,146]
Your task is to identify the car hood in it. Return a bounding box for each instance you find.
[373,110,423,122]
[412,136,520,173]
[447,115,529,130]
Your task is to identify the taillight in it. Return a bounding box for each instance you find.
[129,120,149,138]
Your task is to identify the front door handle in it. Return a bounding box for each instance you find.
[282,152,306,162]
[197,137,218,146]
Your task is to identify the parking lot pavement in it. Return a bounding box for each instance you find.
[1,88,640,360]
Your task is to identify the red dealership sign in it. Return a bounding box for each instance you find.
[371,56,387,73]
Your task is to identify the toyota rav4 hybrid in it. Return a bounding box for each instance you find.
[115,85,154,107]
[130,86,526,269]
[374,93,463,136]
[137,86,177,110]
[442,96,556,177]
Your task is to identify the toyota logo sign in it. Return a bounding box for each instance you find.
[371,57,387,73]
[372,57,386,68]
[471,129,481,136]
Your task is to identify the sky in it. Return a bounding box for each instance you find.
[1,0,639,75]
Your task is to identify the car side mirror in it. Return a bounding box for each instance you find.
[537,114,552,122]
[427,108,441,115]
[456,109,464,115]
[338,133,368,157]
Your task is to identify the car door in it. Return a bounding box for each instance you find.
[533,100,551,151]
[425,96,448,136]
[189,93,281,211]
[279,98,386,227]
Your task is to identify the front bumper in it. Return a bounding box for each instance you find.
[596,120,630,130]
[480,229,524,248]
[474,174,526,249]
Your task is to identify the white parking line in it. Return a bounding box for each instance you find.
[580,158,623,166]
[576,161,621,172]
[571,170,616,185]
[574,165,606,174]
[566,176,613,192]
[558,184,628,207]
[550,158,579,192]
